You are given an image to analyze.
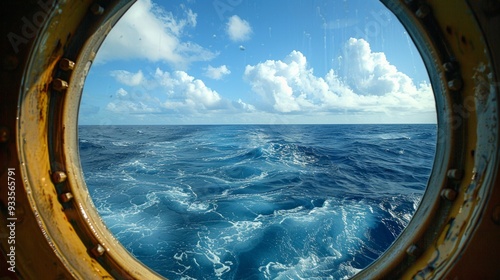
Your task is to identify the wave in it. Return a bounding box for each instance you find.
[79,124,436,279]
[78,139,105,151]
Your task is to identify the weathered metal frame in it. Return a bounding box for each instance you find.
[1,0,161,278]
[355,0,500,278]
[0,0,499,279]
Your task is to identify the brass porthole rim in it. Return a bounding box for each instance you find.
[8,0,499,279]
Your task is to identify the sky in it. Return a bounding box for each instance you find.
[79,0,436,125]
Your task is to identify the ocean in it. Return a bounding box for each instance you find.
[78,124,436,279]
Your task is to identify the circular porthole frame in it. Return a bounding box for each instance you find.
[0,0,499,279]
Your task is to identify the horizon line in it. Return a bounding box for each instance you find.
[78,123,438,126]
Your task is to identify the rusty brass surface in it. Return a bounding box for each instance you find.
[1,0,161,279]
[0,0,499,279]
[355,0,500,279]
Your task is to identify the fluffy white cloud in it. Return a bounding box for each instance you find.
[116,88,128,97]
[244,38,434,115]
[343,38,416,96]
[204,65,231,80]
[226,15,252,42]
[111,70,145,86]
[106,101,158,114]
[154,68,223,110]
[99,37,434,124]
[245,51,332,113]
[96,0,216,68]
[106,87,160,114]
[105,67,258,117]
[235,99,256,112]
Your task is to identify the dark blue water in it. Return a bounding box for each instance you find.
[79,124,436,279]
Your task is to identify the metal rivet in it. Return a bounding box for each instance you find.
[441,188,458,201]
[448,78,463,91]
[91,4,105,15]
[0,127,9,143]
[59,58,75,71]
[406,244,420,257]
[53,78,69,92]
[52,171,67,184]
[416,5,430,18]
[60,192,74,203]
[447,169,463,180]
[90,244,106,257]
[443,62,457,73]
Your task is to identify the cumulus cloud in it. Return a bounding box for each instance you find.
[116,88,128,97]
[105,67,257,117]
[106,87,160,114]
[111,70,145,86]
[226,15,252,42]
[154,68,223,110]
[106,101,159,114]
[234,99,256,112]
[96,0,216,68]
[204,65,231,80]
[244,38,434,115]
[343,38,416,96]
[100,37,434,123]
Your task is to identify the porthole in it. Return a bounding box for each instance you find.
[1,0,500,279]
[78,0,435,278]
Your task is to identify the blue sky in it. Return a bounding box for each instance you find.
[79,0,436,125]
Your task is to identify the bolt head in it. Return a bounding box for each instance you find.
[91,4,104,15]
[441,188,458,201]
[59,58,75,71]
[416,5,430,18]
[448,78,463,91]
[60,192,74,203]
[443,62,457,73]
[406,244,420,257]
[447,169,464,180]
[52,171,67,183]
[53,79,69,92]
[90,244,106,257]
